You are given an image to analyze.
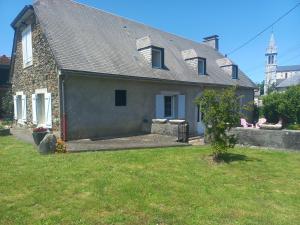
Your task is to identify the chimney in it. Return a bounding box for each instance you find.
[203,35,219,51]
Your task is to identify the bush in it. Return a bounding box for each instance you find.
[56,139,67,153]
[262,85,300,125]
[195,87,241,160]
[0,90,13,118]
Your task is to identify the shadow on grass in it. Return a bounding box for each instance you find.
[215,153,262,164]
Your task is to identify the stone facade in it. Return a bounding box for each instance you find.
[11,14,60,131]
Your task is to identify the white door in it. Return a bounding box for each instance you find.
[196,105,205,134]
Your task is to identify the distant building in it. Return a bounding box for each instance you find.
[0,55,11,117]
[264,33,300,94]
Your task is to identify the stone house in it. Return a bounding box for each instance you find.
[11,0,256,141]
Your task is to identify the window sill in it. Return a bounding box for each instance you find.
[23,62,33,69]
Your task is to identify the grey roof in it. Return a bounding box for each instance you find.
[277,65,300,72]
[277,74,300,88]
[33,0,255,88]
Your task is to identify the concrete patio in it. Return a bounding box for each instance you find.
[10,127,190,152]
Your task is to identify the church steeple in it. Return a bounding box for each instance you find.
[264,33,278,94]
[266,33,277,55]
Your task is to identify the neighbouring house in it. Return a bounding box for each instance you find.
[10,0,256,141]
[276,74,300,92]
[0,55,11,117]
[264,33,300,94]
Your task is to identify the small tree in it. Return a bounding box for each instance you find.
[0,90,13,118]
[195,87,241,160]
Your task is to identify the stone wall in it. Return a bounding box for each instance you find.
[151,119,185,137]
[230,128,300,151]
[11,14,60,131]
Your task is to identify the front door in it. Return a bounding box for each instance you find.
[196,105,205,135]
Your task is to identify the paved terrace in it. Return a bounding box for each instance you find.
[10,127,190,152]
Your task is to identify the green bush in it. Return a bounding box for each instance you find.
[262,85,300,125]
[195,87,241,160]
[0,90,13,118]
[286,124,300,130]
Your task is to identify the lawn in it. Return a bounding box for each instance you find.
[0,136,299,225]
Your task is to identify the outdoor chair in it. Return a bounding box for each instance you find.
[240,118,254,128]
[255,118,267,128]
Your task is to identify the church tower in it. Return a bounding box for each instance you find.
[264,33,278,94]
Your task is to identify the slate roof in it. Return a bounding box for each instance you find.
[32,0,255,88]
[277,65,300,72]
[277,74,300,88]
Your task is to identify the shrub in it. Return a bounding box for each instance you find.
[262,92,282,123]
[262,85,300,125]
[56,139,67,153]
[0,90,13,118]
[195,87,241,160]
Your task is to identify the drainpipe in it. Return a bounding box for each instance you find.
[59,71,67,141]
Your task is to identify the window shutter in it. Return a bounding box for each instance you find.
[13,95,17,119]
[32,94,37,124]
[21,95,27,122]
[27,26,33,63]
[155,95,164,118]
[178,95,186,119]
[22,32,27,65]
[45,93,52,128]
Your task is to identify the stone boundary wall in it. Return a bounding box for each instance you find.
[229,128,300,151]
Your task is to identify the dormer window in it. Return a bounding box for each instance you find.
[232,65,238,79]
[198,58,206,75]
[152,47,164,69]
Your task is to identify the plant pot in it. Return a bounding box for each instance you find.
[32,132,48,145]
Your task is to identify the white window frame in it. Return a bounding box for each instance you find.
[33,88,52,128]
[22,25,33,68]
[152,48,163,69]
[198,58,206,75]
[14,91,26,124]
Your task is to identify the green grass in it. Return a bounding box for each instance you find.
[0,136,300,225]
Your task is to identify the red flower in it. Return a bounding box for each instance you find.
[33,127,48,133]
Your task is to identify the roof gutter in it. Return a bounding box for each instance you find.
[11,5,34,29]
[60,69,255,90]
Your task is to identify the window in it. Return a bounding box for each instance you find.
[22,25,33,68]
[16,95,22,120]
[14,93,26,123]
[36,94,46,125]
[115,90,127,106]
[198,58,206,75]
[285,73,288,79]
[164,96,173,118]
[232,65,238,79]
[152,48,163,68]
[268,55,274,64]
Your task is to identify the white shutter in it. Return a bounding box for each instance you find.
[21,95,27,122]
[178,95,186,119]
[27,26,32,63]
[45,93,52,128]
[13,95,17,119]
[22,32,27,65]
[32,94,37,124]
[155,95,164,118]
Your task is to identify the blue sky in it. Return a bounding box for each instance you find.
[0,0,299,83]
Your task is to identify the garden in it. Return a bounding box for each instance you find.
[0,136,300,225]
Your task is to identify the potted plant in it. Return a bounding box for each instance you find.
[32,127,48,145]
